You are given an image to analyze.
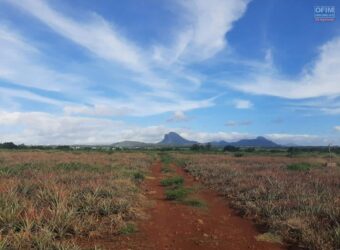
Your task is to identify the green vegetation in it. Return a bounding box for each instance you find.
[56,162,100,172]
[286,162,314,171]
[174,152,340,250]
[165,187,190,201]
[160,174,205,207]
[161,165,173,173]
[182,198,205,207]
[159,152,173,165]
[234,152,244,157]
[119,223,136,235]
[223,145,240,152]
[133,171,145,182]
[0,151,152,249]
[160,176,184,187]
[190,143,212,151]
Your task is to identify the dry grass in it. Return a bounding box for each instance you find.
[173,153,340,250]
[0,150,153,249]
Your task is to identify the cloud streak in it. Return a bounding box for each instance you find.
[233,99,253,109]
[167,111,190,122]
[234,37,340,99]
[225,120,252,127]
[0,25,85,92]
[1,0,220,118]
[7,0,146,73]
[153,0,250,64]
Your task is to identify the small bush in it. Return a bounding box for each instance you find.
[223,145,239,152]
[234,152,244,157]
[160,176,184,187]
[287,163,313,171]
[159,153,172,165]
[182,199,205,207]
[119,223,136,235]
[133,172,144,182]
[165,187,189,201]
[245,147,255,152]
[161,166,173,173]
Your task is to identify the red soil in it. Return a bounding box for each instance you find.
[79,161,287,250]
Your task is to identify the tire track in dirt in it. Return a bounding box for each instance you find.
[80,161,287,250]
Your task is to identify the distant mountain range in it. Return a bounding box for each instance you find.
[210,136,279,148]
[112,132,280,148]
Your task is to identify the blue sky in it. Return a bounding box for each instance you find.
[0,0,339,145]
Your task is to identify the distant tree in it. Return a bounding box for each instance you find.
[334,147,340,154]
[223,145,239,152]
[287,147,297,157]
[245,147,255,152]
[0,142,18,149]
[191,144,201,151]
[234,152,244,157]
[17,144,27,149]
[160,147,174,151]
[56,145,71,151]
[205,143,211,151]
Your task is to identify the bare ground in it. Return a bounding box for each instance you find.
[78,160,287,250]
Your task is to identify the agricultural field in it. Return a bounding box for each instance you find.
[172,152,340,250]
[0,149,338,250]
[0,150,153,249]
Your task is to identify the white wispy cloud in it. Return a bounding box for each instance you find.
[181,131,250,143]
[225,120,252,127]
[0,25,85,92]
[7,0,146,74]
[284,97,340,115]
[233,99,253,109]
[167,111,189,122]
[234,36,340,99]
[265,133,328,146]
[0,0,219,116]
[0,87,67,106]
[6,0,194,93]
[64,96,214,117]
[0,27,212,118]
[334,126,340,132]
[153,0,250,64]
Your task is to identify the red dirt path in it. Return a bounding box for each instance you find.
[79,161,287,250]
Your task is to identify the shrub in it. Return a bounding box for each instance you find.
[159,153,173,164]
[245,147,255,152]
[234,152,244,157]
[223,145,239,152]
[160,176,184,187]
[191,144,202,151]
[133,172,144,182]
[119,223,136,235]
[182,199,205,207]
[286,162,313,171]
[165,187,189,201]
[161,165,173,173]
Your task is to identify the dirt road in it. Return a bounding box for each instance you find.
[80,161,286,250]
